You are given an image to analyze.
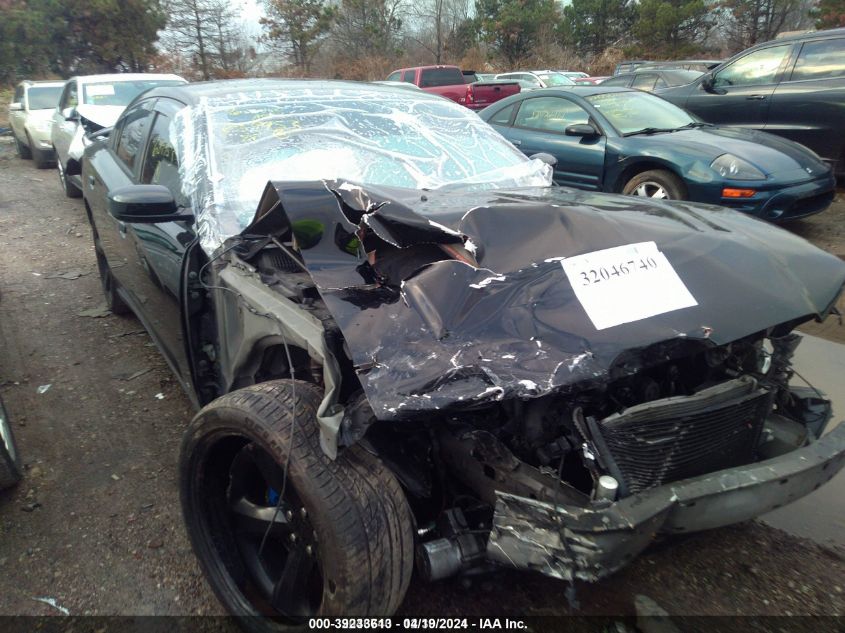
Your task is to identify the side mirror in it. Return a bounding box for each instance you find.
[565,123,599,137]
[529,152,558,167]
[9,102,23,112]
[700,73,715,93]
[62,107,79,121]
[108,185,182,223]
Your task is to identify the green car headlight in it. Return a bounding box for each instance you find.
[710,154,766,180]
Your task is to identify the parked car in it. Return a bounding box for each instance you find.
[659,28,845,176]
[51,73,186,198]
[480,86,835,221]
[600,69,703,92]
[494,70,575,90]
[574,76,609,85]
[80,78,845,624]
[7,80,64,167]
[614,59,721,75]
[559,71,589,79]
[386,65,520,110]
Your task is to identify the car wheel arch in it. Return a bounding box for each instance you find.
[613,159,687,195]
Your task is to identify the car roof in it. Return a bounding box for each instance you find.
[139,78,451,106]
[769,26,845,43]
[19,80,65,88]
[70,73,186,85]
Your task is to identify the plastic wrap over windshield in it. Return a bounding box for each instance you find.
[173,84,552,255]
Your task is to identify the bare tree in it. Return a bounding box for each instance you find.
[407,0,471,63]
[719,0,809,49]
[162,0,249,79]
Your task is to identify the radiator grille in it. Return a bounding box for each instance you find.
[593,377,772,494]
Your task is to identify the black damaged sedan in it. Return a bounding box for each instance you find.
[81,79,845,626]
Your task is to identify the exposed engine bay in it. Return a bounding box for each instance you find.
[186,178,845,583]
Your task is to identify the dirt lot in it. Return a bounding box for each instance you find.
[0,138,844,620]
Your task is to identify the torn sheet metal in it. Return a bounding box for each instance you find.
[488,422,845,581]
[243,179,845,424]
[171,82,552,255]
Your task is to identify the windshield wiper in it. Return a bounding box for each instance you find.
[623,127,678,136]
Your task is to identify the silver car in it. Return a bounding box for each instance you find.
[8,80,65,168]
[51,73,186,197]
[494,70,576,90]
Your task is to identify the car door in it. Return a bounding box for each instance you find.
[124,99,196,381]
[768,36,845,167]
[684,43,794,128]
[87,99,157,298]
[495,95,606,190]
[51,80,77,167]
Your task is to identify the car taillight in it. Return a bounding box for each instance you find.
[466,85,474,105]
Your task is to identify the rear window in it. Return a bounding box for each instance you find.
[791,38,845,81]
[419,68,464,88]
[27,86,63,110]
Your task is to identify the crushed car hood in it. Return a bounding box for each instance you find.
[243,182,845,419]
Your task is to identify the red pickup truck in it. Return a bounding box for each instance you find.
[386,65,520,111]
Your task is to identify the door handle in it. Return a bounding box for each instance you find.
[746,94,767,100]
[511,139,522,146]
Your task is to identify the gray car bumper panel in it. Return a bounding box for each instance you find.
[487,422,845,582]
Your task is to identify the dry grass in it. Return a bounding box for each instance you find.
[0,86,12,128]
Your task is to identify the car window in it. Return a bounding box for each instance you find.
[713,44,790,87]
[600,75,630,87]
[790,38,845,81]
[419,68,464,88]
[655,76,668,89]
[490,104,516,126]
[115,101,155,173]
[401,70,416,83]
[514,97,589,133]
[387,71,401,82]
[631,73,658,90]
[141,112,188,207]
[27,86,63,110]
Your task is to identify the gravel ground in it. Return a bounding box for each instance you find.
[0,137,844,619]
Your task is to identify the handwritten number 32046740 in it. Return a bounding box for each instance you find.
[578,257,658,286]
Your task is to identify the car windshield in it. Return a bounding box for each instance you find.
[586,91,696,135]
[82,80,184,106]
[537,73,575,86]
[27,85,63,110]
[174,83,552,254]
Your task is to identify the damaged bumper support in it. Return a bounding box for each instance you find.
[488,422,845,582]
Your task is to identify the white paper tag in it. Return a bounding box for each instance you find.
[87,84,115,97]
[560,241,697,330]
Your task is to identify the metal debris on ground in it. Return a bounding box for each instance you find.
[113,368,152,381]
[154,393,165,400]
[44,270,87,280]
[33,597,70,615]
[36,384,51,394]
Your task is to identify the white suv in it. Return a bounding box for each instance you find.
[51,73,186,197]
[8,80,65,168]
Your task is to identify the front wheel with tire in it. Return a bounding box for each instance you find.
[180,380,414,629]
[57,161,82,198]
[622,169,686,200]
[0,396,22,490]
[14,134,32,160]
